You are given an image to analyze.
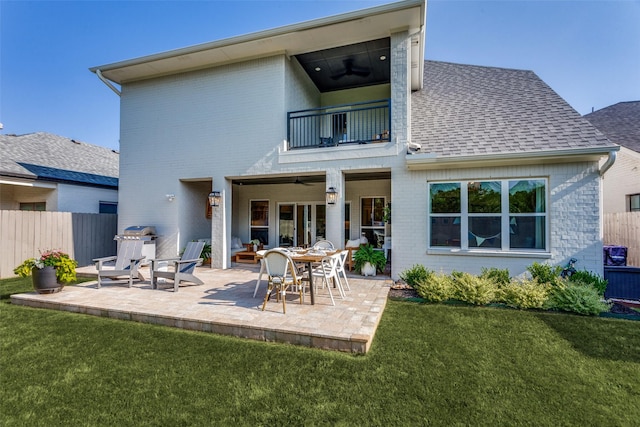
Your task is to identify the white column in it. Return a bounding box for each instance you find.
[325,168,345,247]
[210,181,229,269]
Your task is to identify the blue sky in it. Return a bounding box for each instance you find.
[2,0,639,151]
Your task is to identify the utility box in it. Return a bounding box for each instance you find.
[603,245,627,266]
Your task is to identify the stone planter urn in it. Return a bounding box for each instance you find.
[32,266,63,294]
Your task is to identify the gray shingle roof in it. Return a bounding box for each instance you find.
[0,132,119,188]
[583,101,640,153]
[412,61,615,157]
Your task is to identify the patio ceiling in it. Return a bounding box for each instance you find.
[294,38,390,92]
[231,171,390,186]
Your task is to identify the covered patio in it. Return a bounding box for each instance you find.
[11,264,392,353]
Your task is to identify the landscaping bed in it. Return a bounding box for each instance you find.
[390,280,640,320]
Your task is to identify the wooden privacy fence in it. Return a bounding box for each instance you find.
[0,210,117,279]
[603,212,640,267]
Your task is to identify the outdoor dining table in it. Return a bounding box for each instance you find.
[257,249,339,305]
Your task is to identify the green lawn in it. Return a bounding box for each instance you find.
[2,277,639,426]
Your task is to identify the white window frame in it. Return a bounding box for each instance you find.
[428,179,549,254]
[249,199,269,246]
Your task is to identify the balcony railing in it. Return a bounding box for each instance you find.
[287,99,391,150]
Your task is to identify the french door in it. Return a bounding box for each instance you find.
[278,203,326,247]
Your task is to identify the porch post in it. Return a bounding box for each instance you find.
[210,181,229,269]
[325,169,345,248]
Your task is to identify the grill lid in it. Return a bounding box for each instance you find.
[123,226,156,236]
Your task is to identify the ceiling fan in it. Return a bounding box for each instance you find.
[331,58,370,80]
[294,177,312,186]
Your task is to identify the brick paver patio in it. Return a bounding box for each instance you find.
[11,263,392,353]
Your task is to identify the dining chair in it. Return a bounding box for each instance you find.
[309,254,345,306]
[261,249,303,313]
[336,250,351,291]
[312,240,335,250]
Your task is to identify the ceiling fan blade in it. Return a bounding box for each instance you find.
[330,71,347,80]
[330,58,370,80]
[351,69,370,77]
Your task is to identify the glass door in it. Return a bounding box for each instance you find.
[361,197,386,248]
[296,204,312,247]
[278,204,294,247]
[279,203,324,247]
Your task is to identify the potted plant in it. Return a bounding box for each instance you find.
[249,239,261,252]
[13,249,78,294]
[352,244,386,277]
[200,241,212,265]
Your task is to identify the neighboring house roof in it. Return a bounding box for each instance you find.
[411,61,616,159]
[583,101,640,153]
[0,132,119,188]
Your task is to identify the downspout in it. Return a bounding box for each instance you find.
[599,150,617,176]
[95,69,121,97]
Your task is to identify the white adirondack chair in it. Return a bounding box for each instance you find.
[93,240,146,288]
[150,241,205,292]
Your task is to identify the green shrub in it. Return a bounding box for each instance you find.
[527,262,562,286]
[568,270,608,295]
[498,279,550,309]
[414,273,454,303]
[480,267,511,286]
[544,282,611,316]
[451,272,497,305]
[399,264,433,289]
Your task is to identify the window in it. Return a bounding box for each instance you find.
[99,202,117,214]
[361,197,385,248]
[344,202,351,240]
[20,202,46,211]
[429,179,547,251]
[250,200,269,245]
[629,194,640,212]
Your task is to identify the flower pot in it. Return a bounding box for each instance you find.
[361,262,377,277]
[32,266,63,294]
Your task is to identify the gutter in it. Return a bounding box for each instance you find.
[406,146,621,170]
[95,69,121,96]
[599,150,617,176]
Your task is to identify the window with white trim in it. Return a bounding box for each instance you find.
[250,200,269,245]
[429,179,547,251]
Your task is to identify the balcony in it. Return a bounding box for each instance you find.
[287,99,391,150]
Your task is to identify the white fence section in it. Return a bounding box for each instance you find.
[0,210,117,278]
[603,212,640,267]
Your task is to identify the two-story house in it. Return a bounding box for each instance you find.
[90,0,617,278]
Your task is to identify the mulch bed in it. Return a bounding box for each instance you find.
[388,282,640,319]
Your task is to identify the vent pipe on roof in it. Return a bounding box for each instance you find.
[600,150,617,177]
[95,69,121,97]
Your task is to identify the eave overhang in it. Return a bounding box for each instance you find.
[406,146,621,171]
[89,0,426,90]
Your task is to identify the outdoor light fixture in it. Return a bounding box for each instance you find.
[326,187,338,205]
[166,194,175,202]
[208,191,221,207]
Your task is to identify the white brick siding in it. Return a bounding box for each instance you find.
[391,162,605,278]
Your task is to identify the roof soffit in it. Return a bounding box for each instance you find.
[91,0,425,85]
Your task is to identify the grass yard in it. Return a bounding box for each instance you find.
[1,277,639,426]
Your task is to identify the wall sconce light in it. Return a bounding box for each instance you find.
[326,187,338,205]
[208,191,221,207]
[166,194,175,202]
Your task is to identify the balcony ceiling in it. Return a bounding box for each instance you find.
[295,38,390,92]
[91,0,425,89]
